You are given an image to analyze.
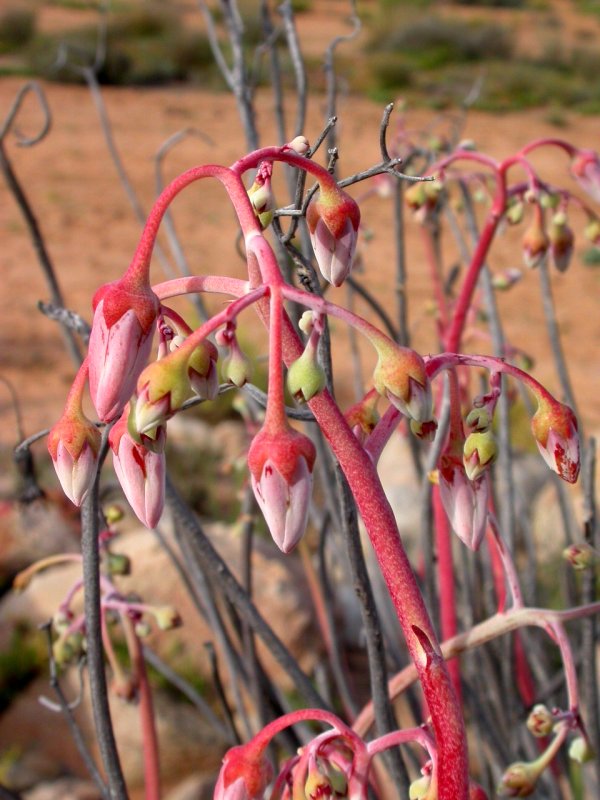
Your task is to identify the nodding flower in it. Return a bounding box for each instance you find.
[88,278,159,422]
[109,408,165,529]
[306,185,360,287]
[247,425,316,554]
[531,398,580,484]
[571,148,600,204]
[48,411,101,507]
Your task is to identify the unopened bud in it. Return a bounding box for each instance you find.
[409,774,431,799]
[568,735,594,764]
[288,135,310,155]
[106,552,131,576]
[498,761,538,797]
[526,704,554,737]
[463,430,497,481]
[563,542,599,570]
[287,349,326,403]
[152,605,182,631]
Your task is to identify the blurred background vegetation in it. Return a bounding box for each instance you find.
[3,0,600,116]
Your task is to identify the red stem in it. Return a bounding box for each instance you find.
[246,236,469,797]
[130,629,160,800]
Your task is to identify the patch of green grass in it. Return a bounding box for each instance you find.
[0,623,45,713]
[0,8,36,54]
[25,5,223,87]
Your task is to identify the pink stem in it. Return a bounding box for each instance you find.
[426,352,556,404]
[124,622,160,800]
[247,236,469,799]
[368,726,437,767]
[352,602,600,737]
[153,275,249,301]
[124,165,261,289]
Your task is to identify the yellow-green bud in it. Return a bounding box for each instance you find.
[152,605,182,631]
[526,704,554,737]
[563,542,599,570]
[568,736,594,764]
[287,350,326,404]
[106,552,131,576]
[409,774,431,799]
[463,430,497,481]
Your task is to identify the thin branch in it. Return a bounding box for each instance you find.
[165,478,331,711]
[81,428,128,800]
[39,624,108,798]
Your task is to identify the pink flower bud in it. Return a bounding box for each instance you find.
[214,744,273,800]
[247,426,316,553]
[47,412,101,506]
[306,186,360,287]
[531,399,579,483]
[109,410,165,528]
[372,342,433,423]
[438,454,489,551]
[88,278,160,422]
[571,149,600,204]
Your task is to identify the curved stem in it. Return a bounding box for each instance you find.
[124,164,261,288]
[353,602,600,738]
[152,275,249,301]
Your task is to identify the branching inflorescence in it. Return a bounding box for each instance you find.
[26,118,600,800]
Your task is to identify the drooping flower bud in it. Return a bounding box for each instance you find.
[247,425,316,553]
[109,409,166,529]
[522,212,549,269]
[497,761,538,797]
[491,268,522,291]
[463,430,497,481]
[134,343,203,437]
[562,542,599,570]
[88,278,160,422]
[405,179,443,223]
[410,418,438,441]
[531,398,579,483]
[372,341,433,423]
[286,339,326,404]
[345,391,380,444]
[214,744,273,800]
[248,162,275,229]
[568,735,595,764]
[506,198,525,225]
[288,135,310,156]
[187,339,219,401]
[47,411,101,506]
[584,217,600,245]
[549,211,574,273]
[571,148,600,204]
[438,453,489,551]
[306,184,360,287]
[526,704,554,738]
[409,774,431,799]
[152,605,182,631]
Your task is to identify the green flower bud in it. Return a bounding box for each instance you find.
[287,349,326,404]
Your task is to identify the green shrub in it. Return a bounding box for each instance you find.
[0,8,36,54]
[369,16,512,68]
